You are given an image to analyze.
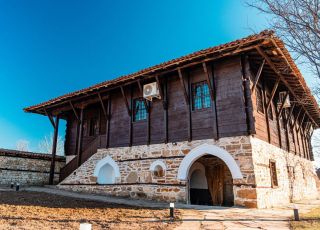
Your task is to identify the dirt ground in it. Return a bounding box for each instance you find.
[0,191,181,230]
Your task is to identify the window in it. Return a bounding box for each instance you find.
[192,81,211,110]
[88,118,97,136]
[256,86,264,113]
[133,98,147,121]
[270,160,278,187]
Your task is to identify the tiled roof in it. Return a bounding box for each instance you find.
[24,30,320,126]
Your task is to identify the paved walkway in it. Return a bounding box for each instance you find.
[22,186,320,230]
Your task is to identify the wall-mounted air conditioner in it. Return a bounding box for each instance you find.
[143,82,161,101]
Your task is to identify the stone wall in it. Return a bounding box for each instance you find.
[59,136,256,207]
[251,137,318,208]
[0,149,65,185]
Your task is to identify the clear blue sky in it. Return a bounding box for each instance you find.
[0,0,307,152]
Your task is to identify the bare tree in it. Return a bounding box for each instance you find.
[16,139,30,152]
[38,134,64,156]
[247,0,320,100]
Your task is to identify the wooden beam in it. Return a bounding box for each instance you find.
[69,101,80,122]
[98,93,108,119]
[277,92,288,118]
[286,103,295,126]
[178,68,189,104]
[155,75,164,100]
[147,101,151,145]
[255,46,317,127]
[210,63,219,140]
[129,86,133,147]
[49,115,60,185]
[297,112,306,132]
[120,86,131,116]
[292,107,303,128]
[202,62,215,101]
[187,73,192,142]
[266,77,280,111]
[251,58,265,93]
[44,109,55,128]
[137,79,143,93]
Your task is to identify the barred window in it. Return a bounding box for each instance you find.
[133,98,147,121]
[270,160,278,187]
[192,81,211,110]
[256,86,264,113]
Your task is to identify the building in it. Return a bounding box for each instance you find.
[24,30,320,208]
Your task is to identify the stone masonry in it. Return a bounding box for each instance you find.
[58,135,318,208]
[0,149,65,185]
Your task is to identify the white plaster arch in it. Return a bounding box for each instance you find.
[177,143,243,180]
[150,160,167,171]
[94,156,120,184]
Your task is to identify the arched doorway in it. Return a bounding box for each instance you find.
[188,156,234,206]
[177,143,243,206]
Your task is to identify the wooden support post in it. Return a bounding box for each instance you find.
[263,80,271,143]
[283,110,290,152]
[276,110,282,149]
[106,96,111,148]
[241,56,256,135]
[210,63,219,140]
[69,101,80,122]
[49,115,60,185]
[147,100,151,145]
[98,93,108,119]
[251,58,265,93]
[286,104,295,127]
[277,92,288,118]
[292,107,302,129]
[297,112,306,133]
[163,78,169,143]
[155,75,164,99]
[76,108,84,166]
[129,86,133,147]
[187,72,192,142]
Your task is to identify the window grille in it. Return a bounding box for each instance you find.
[192,81,211,110]
[270,160,278,187]
[133,98,147,121]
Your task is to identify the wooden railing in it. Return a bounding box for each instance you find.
[59,135,106,182]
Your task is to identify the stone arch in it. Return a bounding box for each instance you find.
[150,160,167,171]
[94,156,120,184]
[177,143,243,180]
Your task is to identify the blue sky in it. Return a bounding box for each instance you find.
[0,1,314,153]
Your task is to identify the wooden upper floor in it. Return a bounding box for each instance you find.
[24,31,320,166]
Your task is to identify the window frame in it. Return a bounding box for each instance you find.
[191,81,212,111]
[269,160,278,188]
[133,97,148,122]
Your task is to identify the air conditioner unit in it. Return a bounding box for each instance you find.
[277,91,291,108]
[143,82,161,101]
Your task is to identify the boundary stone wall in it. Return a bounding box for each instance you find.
[0,149,65,185]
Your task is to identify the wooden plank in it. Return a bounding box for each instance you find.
[178,68,190,104]
[49,115,60,185]
[202,62,214,101]
[129,86,133,147]
[292,107,302,128]
[251,58,265,93]
[187,73,192,142]
[147,101,151,145]
[297,112,306,132]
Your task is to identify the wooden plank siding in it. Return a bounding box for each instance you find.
[63,55,313,163]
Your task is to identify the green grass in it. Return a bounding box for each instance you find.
[290,208,320,229]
